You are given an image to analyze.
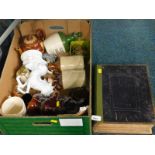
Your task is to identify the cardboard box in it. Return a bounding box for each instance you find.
[0,20,92,135]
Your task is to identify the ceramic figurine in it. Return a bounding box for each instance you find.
[57,96,80,114]
[18,50,54,96]
[43,53,57,63]
[13,85,40,97]
[41,96,59,115]
[48,63,60,72]
[27,94,58,116]
[26,91,88,116]
[42,95,82,115]
[16,66,30,84]
[58,96,89,115]
[70,40,90,65]
[35,28,46,41]
[47,63,63,91]
[69,87,89,107]
[70,40,90,55]
[43,32,82,56]
[16,66,31,95]
[27,97,41,116]
[26,64,53,96]
[17,29,46,54]
[29,93,48,114]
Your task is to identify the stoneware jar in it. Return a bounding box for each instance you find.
[60,55,84,71]
[43,32,82,55]
[62,70,85,89]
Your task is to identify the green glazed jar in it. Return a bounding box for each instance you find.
[44,32,82,55]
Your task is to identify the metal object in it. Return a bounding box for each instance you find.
[0,47,2,61]
[0,19,21,46]
[0,20,21,76]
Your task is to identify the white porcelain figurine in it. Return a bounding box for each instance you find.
[17,50,53,96]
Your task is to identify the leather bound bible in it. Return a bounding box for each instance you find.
[93,65,155,134]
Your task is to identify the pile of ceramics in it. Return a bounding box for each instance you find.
[0,29,90,117]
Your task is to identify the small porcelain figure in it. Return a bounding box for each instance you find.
[17,50,54,96]
[43,53,57,63]
[27,97,41,116]
[16,66,30,85]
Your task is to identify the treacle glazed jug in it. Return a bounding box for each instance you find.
[17,29,46,54]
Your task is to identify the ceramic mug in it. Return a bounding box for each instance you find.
[0,96,26,117]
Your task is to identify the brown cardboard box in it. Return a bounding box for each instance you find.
[0,20,92,135]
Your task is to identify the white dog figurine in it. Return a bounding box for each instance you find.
[17,50,53,96]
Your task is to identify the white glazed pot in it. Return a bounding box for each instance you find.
[0,96,26,117]
[43,33,65,55]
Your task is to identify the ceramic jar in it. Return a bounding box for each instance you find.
[61,70,85,89]
[43,32,82,55]
[0,96,26,117]
[60,55,84,71]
